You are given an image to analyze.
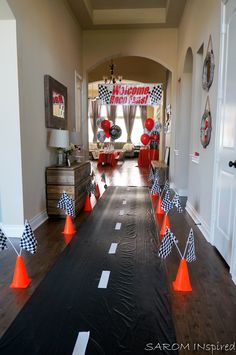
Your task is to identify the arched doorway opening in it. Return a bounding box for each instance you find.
[86,56,172,165]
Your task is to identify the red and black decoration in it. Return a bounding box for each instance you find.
[200,96,212,148]
[140,118,160,147]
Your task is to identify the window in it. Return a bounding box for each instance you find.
[115,105,127,142]
[131,106,143,145]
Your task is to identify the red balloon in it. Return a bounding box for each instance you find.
[141,133,150,145]
[145,118,154,131]
[101,120,111,131]
[105,130,110,138]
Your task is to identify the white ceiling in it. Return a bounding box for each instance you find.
[67,0,186,29]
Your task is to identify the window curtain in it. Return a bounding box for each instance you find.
[88,99,101,142]
[107,105,117,125]
[123,106,137,143]
[139,105,147,128]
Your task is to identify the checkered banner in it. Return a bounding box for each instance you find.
[98,84,163,106]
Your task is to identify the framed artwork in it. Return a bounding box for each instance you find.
[200,109,212,148]
[44,75,68,129]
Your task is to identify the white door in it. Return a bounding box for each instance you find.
[214,0,236,281]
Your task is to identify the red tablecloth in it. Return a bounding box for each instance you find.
[138,148,159,168]
[97,151,119,167]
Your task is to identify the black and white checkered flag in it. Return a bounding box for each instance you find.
[57,192,75,217]
[0,229,8,251]
[20,221,37,254]
[186,229,196,263]
[172,193,183,213]
[162,180,170,194]
[101,173,106,183]
[86,181,96,196]
[98,85,112,104]
[161,190,173,214]
[148,168,155,182]
[151,178,161,195]
[149,85,162,105]
[158,228,178,259]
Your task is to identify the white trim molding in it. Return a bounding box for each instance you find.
[0,210,48,238]
[185,200,210,242]
[29,209,48,232]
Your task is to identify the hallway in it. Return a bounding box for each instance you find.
[0,160,235,354]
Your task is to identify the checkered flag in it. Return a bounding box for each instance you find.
[0,229,8,251]
[87,181,97,196]
[149,85,162,105]
[158,228,178,259]
[162,180,170,194]
[186,229,196,263]
[101,173,106,183]
[91,181,96,195]
[151,178,161,195]
[98,85,112,104]
[172,193,183,213]
[20,221,37,254]
[161,190,173,214]
[148,168,155,182]
[57,192,75,217]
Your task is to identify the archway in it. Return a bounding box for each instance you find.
[86,55,172,162]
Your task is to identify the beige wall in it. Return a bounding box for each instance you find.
[7,0,83,227]
[175,0,221,238]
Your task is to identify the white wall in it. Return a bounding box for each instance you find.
[6,0,83,230]
[0,0,24,236]
[176,0,221,238]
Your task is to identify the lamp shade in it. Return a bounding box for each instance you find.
[49,129,69,148]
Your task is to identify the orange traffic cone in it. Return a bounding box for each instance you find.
[84,194,92,212]
[151,193,158,203]
[156,197,164,215]
[63,234,73,245]
[172,259,192,292]
[160,214,170,237]
[96,183,101,199]
[63,215,75,235]
[10,256,31,288]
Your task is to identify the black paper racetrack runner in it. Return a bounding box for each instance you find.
[0,187,177,355]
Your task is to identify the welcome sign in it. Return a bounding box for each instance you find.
[98,84,162,106]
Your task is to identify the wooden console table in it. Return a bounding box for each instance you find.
[46,161,91,217]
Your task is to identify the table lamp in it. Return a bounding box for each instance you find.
[49,129,69,166]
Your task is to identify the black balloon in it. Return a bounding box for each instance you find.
[109,125,122,140]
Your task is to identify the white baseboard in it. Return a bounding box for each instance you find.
[185,200,210,242]
[29,209,48,231]
[0,210,48,238]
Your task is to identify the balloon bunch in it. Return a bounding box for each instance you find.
[140,118,162,146]
[96,118,122,143]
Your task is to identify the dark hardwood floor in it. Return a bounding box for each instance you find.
[0,158,236,354]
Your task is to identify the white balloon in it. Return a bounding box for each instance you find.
[97,130,106,143]
[96,118,103,128]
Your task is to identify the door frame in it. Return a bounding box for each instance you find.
[211,0,236,283]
